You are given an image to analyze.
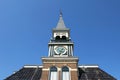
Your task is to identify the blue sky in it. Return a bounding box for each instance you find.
[0,0,120,79]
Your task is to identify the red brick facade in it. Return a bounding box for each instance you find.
[41,57,79,80]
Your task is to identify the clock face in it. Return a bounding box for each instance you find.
[55,46,67,55]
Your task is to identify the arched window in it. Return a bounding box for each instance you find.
[55,36,60,40]
[50,66,58,80]
[62,36,67,40]
[62,66,70,80]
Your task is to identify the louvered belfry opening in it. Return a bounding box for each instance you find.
[55,36,67,41]
[55,36,60,40]
[62,36,67,40]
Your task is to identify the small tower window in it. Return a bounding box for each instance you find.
[62,66,70,80]
[50,66,58,80]
[55,36,60,40]
[62,36,67,40]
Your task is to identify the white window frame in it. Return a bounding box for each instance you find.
[62,66,70,80]
[49,66,58,80]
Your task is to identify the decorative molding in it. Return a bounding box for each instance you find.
[42,68,49,71]
[23,65,99,69]
[43,62,78,63]
[42,57,78,60]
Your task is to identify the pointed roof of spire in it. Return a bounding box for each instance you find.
[56,11,67,29]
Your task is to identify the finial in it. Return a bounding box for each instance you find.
[60,9,63,17]
[56,9,67,29]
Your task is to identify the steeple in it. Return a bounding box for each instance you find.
[56,11,66,29]
[48,12,73,57]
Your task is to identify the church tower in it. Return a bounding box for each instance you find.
[49,12,73,57]
[41,13,79,80]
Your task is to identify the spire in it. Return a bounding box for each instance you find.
[56,11,66,29]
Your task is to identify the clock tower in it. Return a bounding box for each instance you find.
[48,13,73,57]
[41,13,79,80]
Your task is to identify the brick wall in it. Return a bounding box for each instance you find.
[41,57,79,80]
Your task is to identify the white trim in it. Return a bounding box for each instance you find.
[42,57,78,60]
[52,46,54,56]
[49,42,73,45]
[70,46,73,56]
[79,65,99,68]
[48,68,50,80]
[62,66,70,80]
[42,68,49,71]
[48,46,51,56]
[58,68,61,71]
[68,46,70,56]
[23,65,98,68]
[43,62,78,63]
[70,69,78,71]
[24,65,43,68]
[71,46,73,56]
[49,66,58,80]
[69,68,71,80]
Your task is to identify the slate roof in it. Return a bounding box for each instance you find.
[5,65,116,80]
[78,65,116,80]
[5,66,42,80]
[53,12,69,31]
[56,12,66,29]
